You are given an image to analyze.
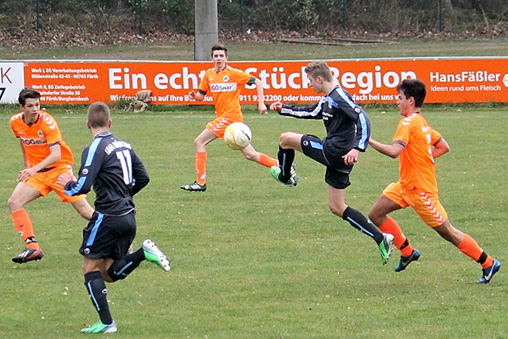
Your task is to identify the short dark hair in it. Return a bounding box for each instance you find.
[18,87,41,106]
[397,79,427,108]
[87,101,110,128]
[211,43,227,57]
[304,61,333,82]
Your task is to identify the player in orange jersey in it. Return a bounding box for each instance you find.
[368,79,500,283]
[180,43,292,192]
[8,87,94,263]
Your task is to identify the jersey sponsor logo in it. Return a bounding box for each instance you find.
[20,137,47,146]
[322,111,333,120]
[209,83,237,92]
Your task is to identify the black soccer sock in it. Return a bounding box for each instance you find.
[107,248,146,281]
[277,146,295,182]
[342,206,384,244]
[84,271,113,325]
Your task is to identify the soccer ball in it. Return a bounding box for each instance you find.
[224,122,252,150]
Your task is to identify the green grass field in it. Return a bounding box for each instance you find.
[2,38,508,61]
[0,104,506,338]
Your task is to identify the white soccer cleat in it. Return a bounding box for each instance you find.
[142,239,171,271]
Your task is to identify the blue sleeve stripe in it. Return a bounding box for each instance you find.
[86,213,104,246]
[336,87,356,108]
[357,113,369,149]
[85,138,102,166]
[64,176,87,196]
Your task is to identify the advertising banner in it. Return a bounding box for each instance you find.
[0,62,25,104]
[3,57,507,105]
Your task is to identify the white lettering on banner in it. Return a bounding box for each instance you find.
[107,64,416,95]
[109,68,147,89]
[340,66,417,94]
[430,71,501,83]
[154,68,204,90]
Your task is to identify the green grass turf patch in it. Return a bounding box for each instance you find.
[0,105,506,338]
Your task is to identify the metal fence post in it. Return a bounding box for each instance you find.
[342,0,347,30]
[36,0,40,33]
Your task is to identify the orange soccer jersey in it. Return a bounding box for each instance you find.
[10,111,74,168]
[199,66,254,120]
[393,113,442,194]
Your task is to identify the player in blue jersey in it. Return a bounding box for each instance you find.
[269,61,393,265]
[57,102,170,334]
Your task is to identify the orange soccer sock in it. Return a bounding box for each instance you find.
[195,152,207,185]
[457,233,494,269]
[257,153,278,168]
[378,216,414,257]
[12,209,39,250]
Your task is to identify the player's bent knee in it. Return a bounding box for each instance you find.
[328,204,344,218]
[7,196,22,211]
[368,210,381,225]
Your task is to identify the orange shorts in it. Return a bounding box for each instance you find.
[206,114,242,139]
[383,181,448,227]
[25,164,86,203]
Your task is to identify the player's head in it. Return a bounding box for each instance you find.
[18,87,41,106]
[87,101,111,129]
[397,79,427,108]
[304,61,333,82]
[211,43,227,57]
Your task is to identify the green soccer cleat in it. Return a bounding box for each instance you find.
[379,233,394,265]
[81,320,117,334]
[180,181,207,192]
[270,166,298,186]
[143,239,171,271]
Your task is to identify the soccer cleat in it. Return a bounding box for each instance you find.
[180,181,207,192]
[270,166,298,186]
[395,249,420,272]
[379,233,394,265]
[477,259,501,284]
[12,247,44,264]
[81,320,118,333]
[290,163,297,178]
[143,239,171,271]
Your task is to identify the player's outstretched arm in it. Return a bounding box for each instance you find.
[270,101,283,113]
[189,91,205,102]
[254,78,267,115]
[369,138,404,159]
